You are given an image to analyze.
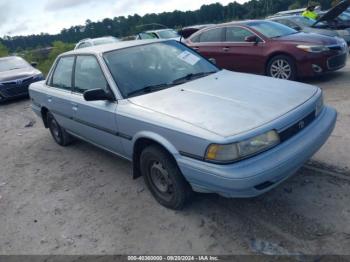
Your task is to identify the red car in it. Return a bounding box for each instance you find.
[186,20,348,80]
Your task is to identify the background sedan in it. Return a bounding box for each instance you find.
[186,20,348,80]
[0,56,44,103]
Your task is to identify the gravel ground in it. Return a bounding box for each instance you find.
[0,62,350,255]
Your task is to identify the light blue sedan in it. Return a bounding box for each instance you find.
[29,40,337,209]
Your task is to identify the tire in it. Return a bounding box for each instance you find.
[140,145,192,210]
[47,111,73,146]
[267,55,296,81]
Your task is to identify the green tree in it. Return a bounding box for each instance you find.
[0,42,9,57]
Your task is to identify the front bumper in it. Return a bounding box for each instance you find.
[297,51,348,77]
[177,106,337,198]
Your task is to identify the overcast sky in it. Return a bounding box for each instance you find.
[0,0,248,37]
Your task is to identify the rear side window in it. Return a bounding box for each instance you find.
[199,28,223,42]
[226,27,255,42]
[74,55,107,93]
[51,56,74,90]
[77,42,92,49]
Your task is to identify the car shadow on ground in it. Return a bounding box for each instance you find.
[69,139,349,255]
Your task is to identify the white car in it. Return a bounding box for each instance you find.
[75,36,120,49]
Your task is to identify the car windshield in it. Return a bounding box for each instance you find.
[157,30,180,39]
[93,38,119,46]
[289,16,315,26]
[0,57,29,72]
[339,12,350,21]
[103,41,219,98]
[139,33,158,39]
[248,21,298,38]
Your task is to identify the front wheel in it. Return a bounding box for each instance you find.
[140,145,192,210]
[267,55,296,81]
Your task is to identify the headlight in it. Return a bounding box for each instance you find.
[297,45,330,53]
[205,130,280,163]
[315,94,324,117]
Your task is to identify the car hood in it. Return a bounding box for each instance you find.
[0,67,40,82]
[314,0,350,25]
[129,70,318,137]
[302,27,339,37]
[276,32,339,45]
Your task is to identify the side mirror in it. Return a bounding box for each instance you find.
[83,88,114,102]
[245,35,260,44]
[31,62,38,67]
[208,58,217,64]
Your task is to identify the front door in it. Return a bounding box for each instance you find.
[69,55,124,156]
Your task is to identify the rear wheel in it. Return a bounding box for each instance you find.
[47,112,73,146]
[267,55,296,80]
[140,145,192,210]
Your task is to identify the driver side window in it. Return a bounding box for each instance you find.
[74,55,107,94]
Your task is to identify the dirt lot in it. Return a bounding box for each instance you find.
[0,62,350,256]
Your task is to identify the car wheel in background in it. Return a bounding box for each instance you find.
[267,55,296,81]
[47,111,73,146]
[140,145,192,210]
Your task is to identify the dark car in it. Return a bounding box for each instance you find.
[0,56,44,102]
[269,0,350,45]
[269,15,350,46]
[179,24,216,39]
[186,20,348,80]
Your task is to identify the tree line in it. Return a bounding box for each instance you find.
[0,0,335,52]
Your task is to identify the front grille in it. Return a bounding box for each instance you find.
[327,53,347,70]
[1,76,34,87]
[3,85,29,96]
[279,111,316,142]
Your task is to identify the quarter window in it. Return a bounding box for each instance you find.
[199,28,223,42]
[226,27,255,42]
[74,55,107,93]
[51,56,74,90]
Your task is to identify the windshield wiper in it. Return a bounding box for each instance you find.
[171,71,217,85]
[127,83,176,98]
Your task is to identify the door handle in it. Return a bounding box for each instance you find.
[223,47,230,52]
[192,47,199,51]
[71,102,78,111]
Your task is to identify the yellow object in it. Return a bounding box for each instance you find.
[302,10,318,20]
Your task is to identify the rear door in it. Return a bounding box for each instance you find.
[188,27,226,65]
[69,55,124,155]
[221,26,265,74]
[46,56,75,131]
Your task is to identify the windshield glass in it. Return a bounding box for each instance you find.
[0,57,30,72]
[93,38,119,46]
[339,12,350,21]
[290,16,315,26]
[248,21,297,38]
[157,30,180,39]
[103,41,219,98]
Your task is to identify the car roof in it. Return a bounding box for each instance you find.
[145,29,174,33]
[65,39,168,56]
[77,36,118,44]
[219,19,273,26]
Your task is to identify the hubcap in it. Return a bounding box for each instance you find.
[270,59,292,79]
[150,161,173,194]
[50,118,60,139]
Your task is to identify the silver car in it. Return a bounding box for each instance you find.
[29,40,337,209]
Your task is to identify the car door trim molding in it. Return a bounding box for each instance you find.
[50,109,132,141]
